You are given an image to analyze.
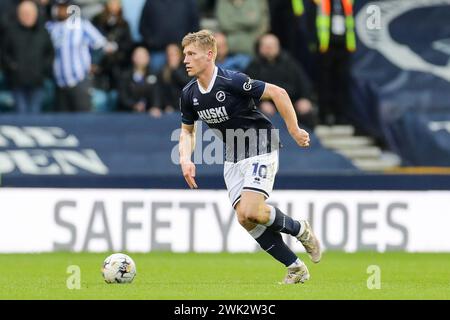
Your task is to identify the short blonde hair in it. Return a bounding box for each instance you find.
[182,29,217,60]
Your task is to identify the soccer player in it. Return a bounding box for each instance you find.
[178,30,321,284]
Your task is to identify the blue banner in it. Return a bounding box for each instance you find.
[351,0,450,165]
[0,114,356,183]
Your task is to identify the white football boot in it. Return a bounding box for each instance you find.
[282,261,310,284]
[297,220,321,263]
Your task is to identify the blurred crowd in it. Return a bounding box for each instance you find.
[0,0,357,128]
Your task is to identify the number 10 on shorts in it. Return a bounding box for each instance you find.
[252,163,268,179]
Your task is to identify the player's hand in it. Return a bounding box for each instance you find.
[181,160,198,189]
[290,127,310,148]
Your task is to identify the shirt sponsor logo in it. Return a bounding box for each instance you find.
[243,79,253,91]
[197,106,230,124]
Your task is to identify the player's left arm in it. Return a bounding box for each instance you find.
[261,83,310,148]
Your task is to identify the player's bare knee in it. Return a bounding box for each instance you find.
[236,202,260,224]
[245,210,260,224]
[235,203,246,225]
[236,211,247,226]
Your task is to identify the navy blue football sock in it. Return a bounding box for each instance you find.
[264,206,301,236]
[248,225,298,267]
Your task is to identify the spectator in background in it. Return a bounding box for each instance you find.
[246,33,316,129]
[268,0,315,79]
[197,0,216,18]
[139,0,199,73]
[0,0,17,13]
[215,0,269,56]
[46,0,117,112]
[158,44,190,114]
[0,0,18,23]
[0,0,19,48]
[118,46,162,117]
[36,0,52,21]
[0,0,18,111]
[214,32,251,72]
[268,0,299,57]
[92,0,133,93]
[0,0,18,86]
[2,0,54,114]
[310,0,356,125]
[1,1,51,33]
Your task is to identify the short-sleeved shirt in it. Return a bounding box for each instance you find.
[46,19,107,88]
[180,66,280,162]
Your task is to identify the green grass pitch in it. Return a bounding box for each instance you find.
[1,252,449,300]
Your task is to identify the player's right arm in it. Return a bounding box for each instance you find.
[179,89,199,189]
[179,123,198,189]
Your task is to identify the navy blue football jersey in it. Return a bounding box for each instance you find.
[180,67,280,162]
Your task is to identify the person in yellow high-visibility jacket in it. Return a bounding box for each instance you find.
[315,0,356,53]
[312,0,356,125]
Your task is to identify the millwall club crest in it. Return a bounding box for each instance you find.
[216,91,226,102]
